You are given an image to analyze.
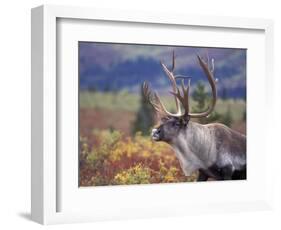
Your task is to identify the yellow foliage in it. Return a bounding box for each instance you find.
[114,164,151,185]
[163,167,179,183]
[80,129,197,186]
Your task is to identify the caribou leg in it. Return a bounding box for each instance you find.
[197,169,209,181]
[220,165,233,180]
[232,168,246,180]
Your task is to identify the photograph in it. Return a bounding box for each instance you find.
[78,42,247,186]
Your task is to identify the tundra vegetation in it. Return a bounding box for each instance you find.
[79,85,246,186]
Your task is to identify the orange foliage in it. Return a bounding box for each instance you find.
[79,130,198,186]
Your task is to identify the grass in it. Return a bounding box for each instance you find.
[80,91,246,122]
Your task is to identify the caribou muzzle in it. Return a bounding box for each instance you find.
[151,128,162,141]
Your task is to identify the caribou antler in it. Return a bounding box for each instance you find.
[142,81,181,117]
[142,81,164,116]
[160,51,182,115]
[188,55,217,118]
[170,78,191,117]
[143,53,217,119]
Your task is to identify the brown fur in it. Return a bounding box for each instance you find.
[152,120,246,180]
[207,123,246,158]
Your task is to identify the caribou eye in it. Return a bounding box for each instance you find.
[174,120,181,127]
[175,118,188,127]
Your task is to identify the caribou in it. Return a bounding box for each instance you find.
[143,53,246,181]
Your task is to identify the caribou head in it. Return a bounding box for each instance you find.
[143,52,217,143]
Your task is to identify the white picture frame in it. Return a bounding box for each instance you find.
[31,5,274,225]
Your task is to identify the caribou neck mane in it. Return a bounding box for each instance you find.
[170,121,217,176]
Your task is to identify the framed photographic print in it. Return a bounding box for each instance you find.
[31,5,274,225]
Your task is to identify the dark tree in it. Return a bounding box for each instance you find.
[243,109,246,122]
[221,105,233,127]
[192,81,221,124]
[192,81,206,111]
[132,85,155,135]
